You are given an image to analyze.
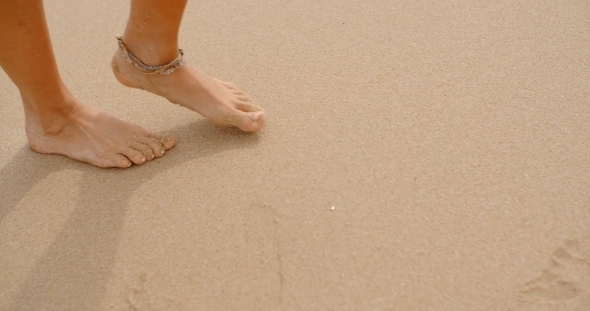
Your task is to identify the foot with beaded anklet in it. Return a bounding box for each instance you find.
[110,0,266,132]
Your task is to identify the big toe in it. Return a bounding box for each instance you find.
[120,147,147,165]
[95,154,132,168]
[237,110,266,132]
[152,133,176,150]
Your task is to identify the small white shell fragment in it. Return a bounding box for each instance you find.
[330,206,335,210]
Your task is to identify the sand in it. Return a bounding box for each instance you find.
[1,0,589,310]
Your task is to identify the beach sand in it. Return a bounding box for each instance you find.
[1,0,589,310]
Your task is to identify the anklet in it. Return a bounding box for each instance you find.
[116,36,185,75]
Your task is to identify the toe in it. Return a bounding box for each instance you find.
[152,133,176,151]
[129,142,155,160]
[137,136,165,158]
[218,80,237,89]
[236,95,251,102]
[77,152,130,168]
[119,147,146,165]
[162,135,177,150]
[87,158,116,168]
[247,111,266,130]
[236,101,263,113]
[102,154,132,168]
[222,109,266,132]
[232,89,245,96]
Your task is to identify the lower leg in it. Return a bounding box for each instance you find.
[122,0,186,66]
[0,0,175,168]
[113,0,266,132]
[0,0,75,134]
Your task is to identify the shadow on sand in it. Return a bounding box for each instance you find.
[0,119,260,310]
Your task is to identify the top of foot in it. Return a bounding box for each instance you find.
[112,49,266,132]
[25,98,176,168]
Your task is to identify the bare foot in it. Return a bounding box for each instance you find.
[111,49,266,132]
[23,96,176,168]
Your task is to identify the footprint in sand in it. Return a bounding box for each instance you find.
[520,236,590,311]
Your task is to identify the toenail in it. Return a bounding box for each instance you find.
[251,111,264,122]
[142,157,146,162]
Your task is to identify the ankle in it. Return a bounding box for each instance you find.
[120,32,180,66]
[24,96,81,135]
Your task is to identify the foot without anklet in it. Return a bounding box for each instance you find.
[116,36,185,75]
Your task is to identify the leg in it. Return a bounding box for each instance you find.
[111,0,266,132]
[0,0,175,168]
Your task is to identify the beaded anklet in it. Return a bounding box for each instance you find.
[116,36,185,75]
